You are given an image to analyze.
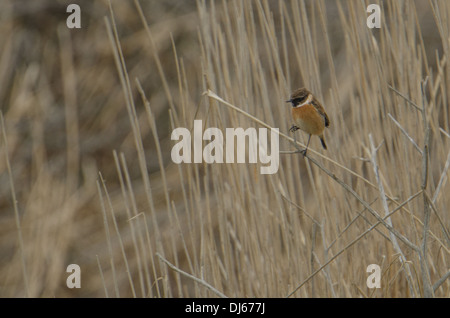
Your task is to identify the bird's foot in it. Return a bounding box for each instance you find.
[294,148,308,157]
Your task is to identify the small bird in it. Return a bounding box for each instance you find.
[287,88,330,156]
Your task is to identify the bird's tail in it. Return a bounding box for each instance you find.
[319,135,327,150]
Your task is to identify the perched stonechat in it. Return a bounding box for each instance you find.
[287,88,330,156]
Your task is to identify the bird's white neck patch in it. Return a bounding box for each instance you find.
[294,94,313,108]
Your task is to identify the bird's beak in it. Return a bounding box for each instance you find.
[286,99,292,103]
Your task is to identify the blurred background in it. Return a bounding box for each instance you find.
[0,0,202,297]
[0,0,448,297]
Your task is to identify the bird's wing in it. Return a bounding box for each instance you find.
[312,99,330,127]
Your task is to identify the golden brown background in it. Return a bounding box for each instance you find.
[0,0,448,297]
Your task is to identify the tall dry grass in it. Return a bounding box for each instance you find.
[0,0,449,297]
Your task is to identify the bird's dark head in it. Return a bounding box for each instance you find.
[286,88,311,107]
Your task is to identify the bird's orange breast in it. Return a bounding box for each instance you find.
[292,105,325,136]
